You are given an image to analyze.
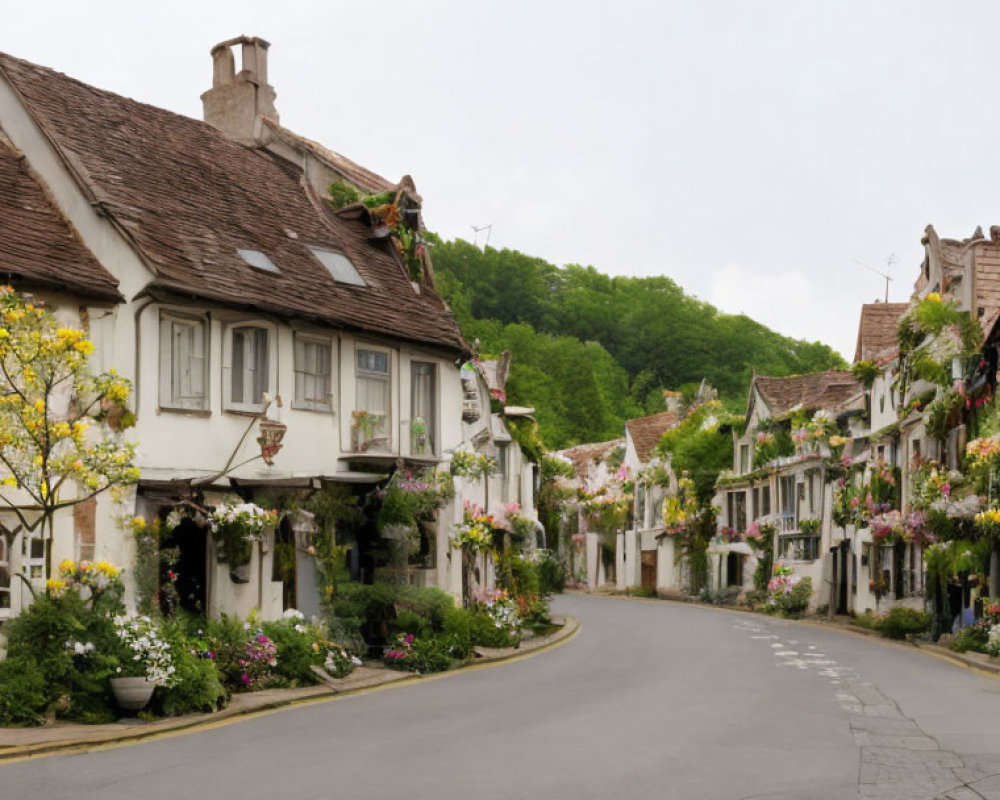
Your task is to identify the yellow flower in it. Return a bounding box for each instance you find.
[33,398,45,413]
[59,558,76,575]
[130,516,146,532]
[926,292,942,303]
[73,340,95,355]
[46,579,68,597]
[0,329,9,340]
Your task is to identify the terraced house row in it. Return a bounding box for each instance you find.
[567,227,1000,633]
[0,36,540,632]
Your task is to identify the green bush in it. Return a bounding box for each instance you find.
[441,606,473,659]
[496,553,540,600]
[537,554,567,595]
[328,582,456,648]
[852,611,881,632]
[0,655,47,726]
[261,618,325,687]
[774,577,812,617]
[154,623,226,717]
[630,586,656,598]
[391,610,431,638]
[876,607,931,640]
[951,625,989,653]
[469,611,519,648]
[407,636,454,673]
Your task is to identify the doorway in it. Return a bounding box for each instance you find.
[160,517,207,616]
[726,552,744,587]
[641,550,657,591]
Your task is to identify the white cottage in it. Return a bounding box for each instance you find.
[0,38,474,622]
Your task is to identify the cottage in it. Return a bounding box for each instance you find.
[0,37,477,622]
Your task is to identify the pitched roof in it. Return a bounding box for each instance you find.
[559,439,624,478]
[260,118,395,195]
[753,370,861,417]
[0,135,119,300]
[625,410,681,463]
[854,302,909,363]
[0,52,466,354]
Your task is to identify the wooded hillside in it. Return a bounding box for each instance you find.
[432,239,845,448]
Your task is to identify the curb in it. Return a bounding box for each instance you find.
[0,615,579,763]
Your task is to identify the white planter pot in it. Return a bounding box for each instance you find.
[110,676,154,711]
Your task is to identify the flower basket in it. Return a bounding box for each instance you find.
[110,676,155,712]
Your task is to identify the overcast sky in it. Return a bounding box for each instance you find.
[4,1,1000,360]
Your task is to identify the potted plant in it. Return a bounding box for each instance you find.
[209,501,279,582]
[109,614,177,711]
[411,416,429,455]
[351,410,381,452]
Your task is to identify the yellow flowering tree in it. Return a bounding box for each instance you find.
[0,288,138,584]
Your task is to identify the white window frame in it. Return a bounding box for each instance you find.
[224,322,277,413]
[293,333,334,412]
[354,345,393,451]
[159,312,210,412]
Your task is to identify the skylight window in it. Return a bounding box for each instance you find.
[237,249,280,274]
[309,246,367,287]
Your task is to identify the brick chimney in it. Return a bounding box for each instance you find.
[201,36,278,144]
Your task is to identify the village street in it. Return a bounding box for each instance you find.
[3,594,1000,800]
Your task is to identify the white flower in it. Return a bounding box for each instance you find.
[282,608,305,620]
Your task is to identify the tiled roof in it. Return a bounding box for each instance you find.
[753,370,861,417]
[0,53,466,354]
[625,411,681,463]
[854,302,909,363]
[261,118,395,194]
[559,439,624,478]
[0,135,119,299]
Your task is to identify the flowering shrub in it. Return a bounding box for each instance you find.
[325,646,362,679]
[449,449,496,480]
[206,613,279,692]
[472,588,521,639]
[376,468,453,531]
[767,565,812,616]
[112,614,177,687]
[453,503,498,554]
[663,472,698,534]
[209,501,278,565]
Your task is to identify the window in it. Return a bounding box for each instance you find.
[237,248,280,274]
[0,537,9,611]
[739,444,750,474]
[355,347,391,451]
[294,336,332,411]
[779,534,819,561]
[230,326,270,410]
[496,443,509,478]
[636,486,647,529]
[159,314,208,410]
[309,246,367,287]
[779,476,796,532]
[410,361,437,455]
[761,486,771,517]
[23,533,43,582]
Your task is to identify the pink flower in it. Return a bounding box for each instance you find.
[405,634,414,644]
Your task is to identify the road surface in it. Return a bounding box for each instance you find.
[5,593,1000,799]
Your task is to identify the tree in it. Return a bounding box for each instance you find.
[0,288,138,587]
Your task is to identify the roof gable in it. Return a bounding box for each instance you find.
[854,302,908,363]
[752,370,861,418]
[0,52,465,353]
[625,410,681,463]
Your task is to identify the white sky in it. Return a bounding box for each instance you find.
[4,1,1000,360]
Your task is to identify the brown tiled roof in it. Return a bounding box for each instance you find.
[0,136,119,300]
[0,53,466,354]
[853,302,909,363]
[261,119,395,195]
[626,411,681,463]
[559,439,624,478]
[753,370,861,417]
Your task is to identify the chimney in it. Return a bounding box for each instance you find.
[201,36,278,145]
[663,390,683,413]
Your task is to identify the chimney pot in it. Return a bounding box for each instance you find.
[201,35,278,144]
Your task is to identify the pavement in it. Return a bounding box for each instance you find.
[0,615,578,761]
[3,595,1000,798]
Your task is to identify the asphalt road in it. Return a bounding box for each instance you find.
[6,593,1000,800]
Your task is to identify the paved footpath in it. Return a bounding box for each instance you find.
[4,594,1000,799]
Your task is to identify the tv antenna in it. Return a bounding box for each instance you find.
[853,254,896,302]
[471,223,493,249]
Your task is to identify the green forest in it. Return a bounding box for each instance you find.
[431,239,845,449]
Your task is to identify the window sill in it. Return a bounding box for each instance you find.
[291,403,334,414]
[224,406,266,418]
[158,406,212,418]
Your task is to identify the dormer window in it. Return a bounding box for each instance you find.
[237,248,280,274]
[309,246,366,286]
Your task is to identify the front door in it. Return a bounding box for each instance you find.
[641,551,657,590]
